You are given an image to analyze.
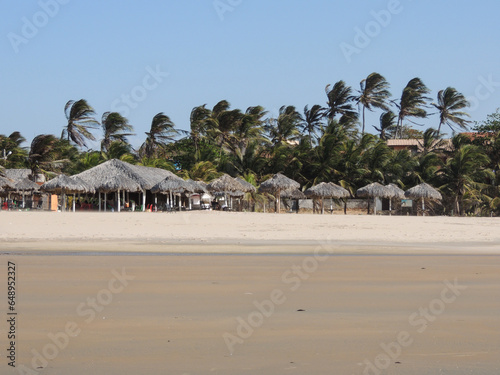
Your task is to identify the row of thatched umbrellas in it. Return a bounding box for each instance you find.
[1,159,442,214]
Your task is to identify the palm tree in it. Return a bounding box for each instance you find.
[324,81,358,121]
[265,105,302,145]
[356,73,391,134]
[300,104,324,147]
[439,143,492,215]
[189,104,211,161]
[432,87,471,135]
[27,134,58,180]
[100,112,134,152]
[394,78,431,139]
[140,113,178,158]
[62,99,99,148]
[374,111,397,140]
[0,131,27,168]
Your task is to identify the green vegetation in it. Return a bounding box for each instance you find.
[1,73,499,216]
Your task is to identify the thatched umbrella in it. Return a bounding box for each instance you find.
[356,182,393,215]
[151,175,192,211]
[41,175,93,212]
[0,176,14,208]
[236,177,257,193]
[385,183,405,215]
[207,174,246,210]
[259,173,300,214]
[405,183,442,216]
[13,178,40,209]
[280,189,306,214]
[305,182,350,214]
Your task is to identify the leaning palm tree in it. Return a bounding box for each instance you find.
[62,99,99,148]
[27,134,58,181]
[432,87,471,135]
[374,111,397,140]
[356,72,391,134]
[100,112,134,152]
[394,78,431,139]
[140,113,178,158]
[300,104,324,147]
[324,80,358,121]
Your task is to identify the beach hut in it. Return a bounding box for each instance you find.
[151,176,192,211]
[0,176,14,209]
[259,173,300,214]
[385,183,405,215]
[305,182,350,214]
[356,182,393,215]
[405,183,442,216]
[13,178,40,209]
[73,159,177,212]
[41,174,93,212]
[207,174,246,210]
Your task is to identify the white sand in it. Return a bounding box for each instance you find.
[0,211,499,253]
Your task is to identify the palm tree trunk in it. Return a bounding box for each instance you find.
[362,106,366,135]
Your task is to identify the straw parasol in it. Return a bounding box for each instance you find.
[236,177,257,193]
[151,175,192,211]
[259,173,300,213]
[405,183,442,216]
[0,175,14,190]
[41,174,94,212]
[386,183,405,215]
[305,182,350,214]
[207,174,247,210]
[356,182,394,215]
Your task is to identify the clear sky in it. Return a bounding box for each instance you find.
[1,0,499,149]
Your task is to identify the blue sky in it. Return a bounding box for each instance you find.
[1,0,499,149]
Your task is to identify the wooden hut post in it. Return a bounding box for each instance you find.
[72,193,76,212]
[98,191,101,212]
[117,189,121,212]
[422,197,425,216]
[142,190,146,212]
[104,192,107,212]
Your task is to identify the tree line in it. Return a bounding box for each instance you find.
[1,73,499,216]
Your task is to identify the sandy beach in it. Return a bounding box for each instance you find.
[1,211,499,374]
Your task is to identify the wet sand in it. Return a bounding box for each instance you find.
[0,211,499,374]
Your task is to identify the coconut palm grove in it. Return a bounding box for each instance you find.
[1,73,499,216]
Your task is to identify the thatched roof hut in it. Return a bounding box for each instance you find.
[405,183,442,216]
[0,176,14,190]
[305,182,349,198]
[305,182,349,214]
[14,178,40,192]
[72,159,176,193]
[185,179,208,194]
[356,182,393,198]
[41,174,94,194]
[357,182,393,215]
[207,174,246,193]
[236,177,257,193]
[259,173,300,213]
[151,176,191,194]
[386,183,405,199]
[405,183,442,200]
[4,169,45,183]
[281,189,306,200]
